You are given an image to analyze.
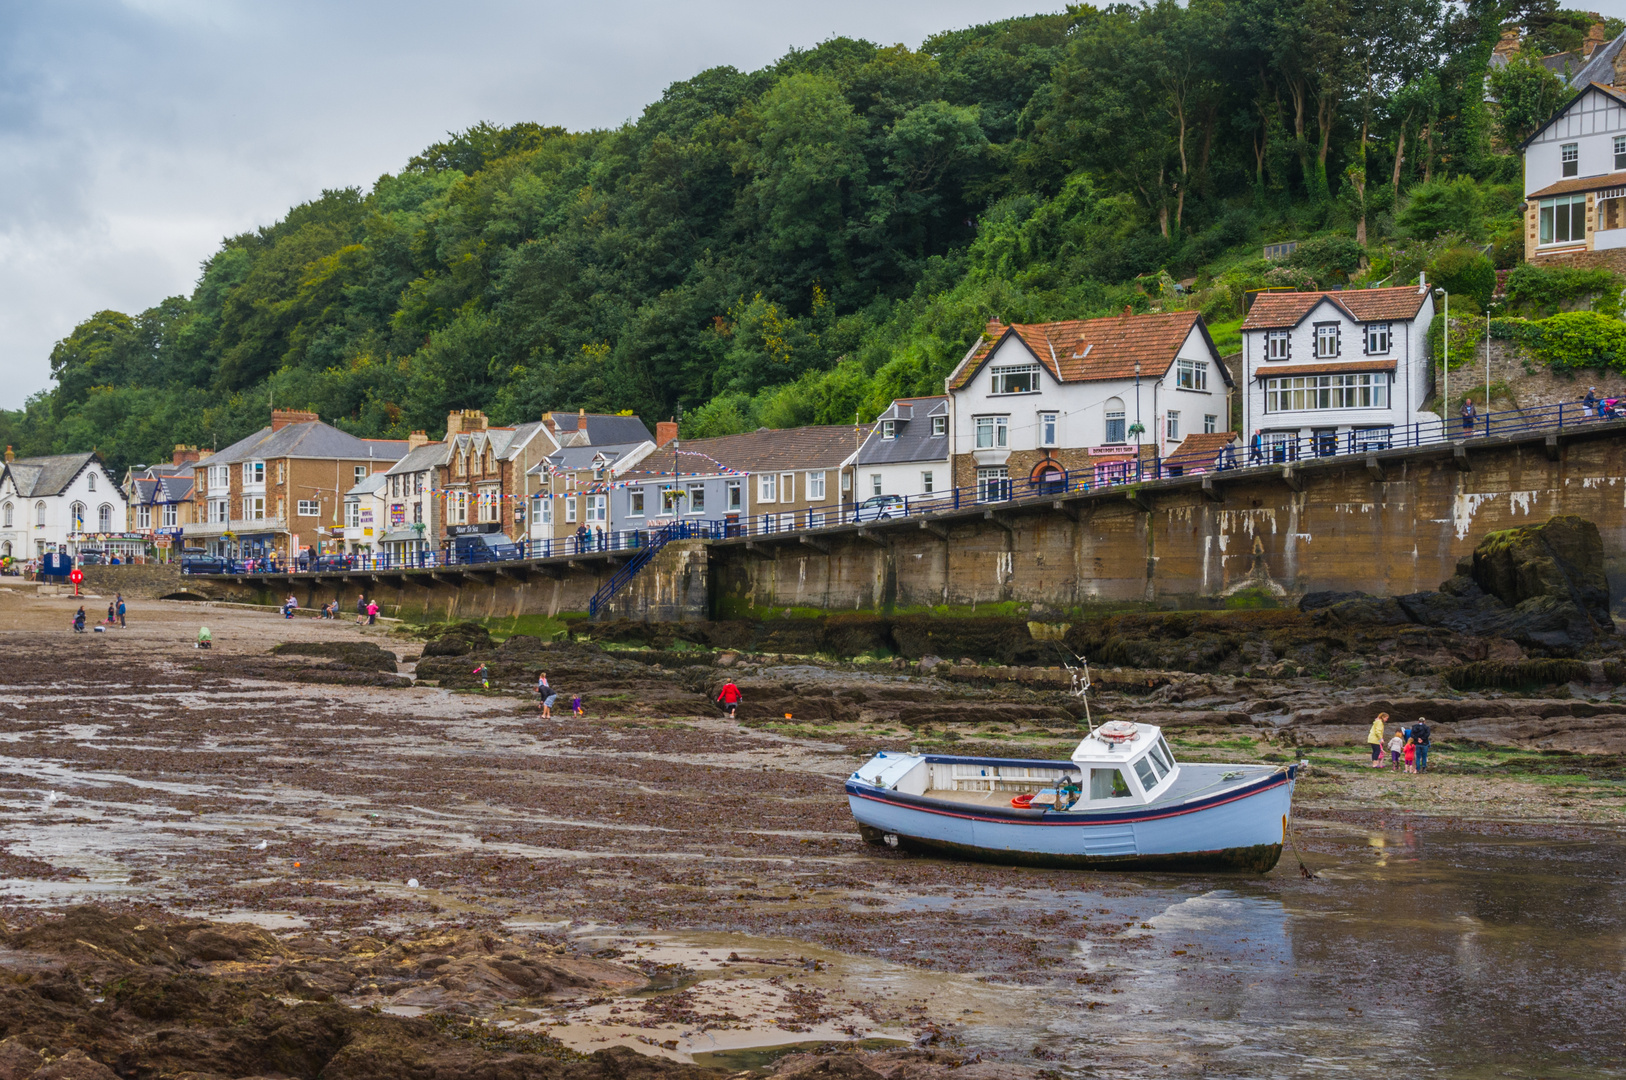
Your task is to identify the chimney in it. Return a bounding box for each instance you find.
[407,430,429,451]
[656,420,678,447]
[171,444,202,466]
[270,408,319,431]
[445,409,487,438]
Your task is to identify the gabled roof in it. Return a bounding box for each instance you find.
[198,421,408,467]
[620,424,872,481]
[385,441,452,475]
[345,472,388,498]
[1240,286,1429,331]
[1567,32,1626,90]
[2,453,108,498]
[498,421,547,459]
[857,396,950,466]
[536,440,654,473]
[1518,82,1626,151]
[544,412,654,446]
[948,311,1214,391]
[130,474,195,505]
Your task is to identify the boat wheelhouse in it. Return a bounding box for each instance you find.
[847,721,1296,873]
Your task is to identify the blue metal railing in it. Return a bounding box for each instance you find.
[181,398,1619,579]
[586,519,716,617]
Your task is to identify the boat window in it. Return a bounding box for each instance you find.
[1133,756,1159,790]
[1144,748,1168,782]
[1149,740,1174,774]
[1090,768,1131,800]
[1158,737,1177,769]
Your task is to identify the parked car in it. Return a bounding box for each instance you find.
[182,556,229,575]
[854,494,907,522]
[311,553,353,572]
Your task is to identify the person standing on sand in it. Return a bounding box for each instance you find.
[1403,737,1417,774]
[355,594,367,625]
[116,594,126,628]
[538,672,555,718]
[1368,713,1388,768]
[366,599,378,625]
[1413,717,1431,772]
[1387,728,1404,770]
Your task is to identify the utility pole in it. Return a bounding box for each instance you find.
[1434,287,1448,434]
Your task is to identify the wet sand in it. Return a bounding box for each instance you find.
[2,588,1623,1078]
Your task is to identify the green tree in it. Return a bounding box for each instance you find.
[1486,52,1570,151]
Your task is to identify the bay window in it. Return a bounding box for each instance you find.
[1540,194,1587,245]
[974,415,1008,449]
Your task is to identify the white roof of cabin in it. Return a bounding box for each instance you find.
[1071,723,1164,766]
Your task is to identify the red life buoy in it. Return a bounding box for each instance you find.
[1010,793,1035,809]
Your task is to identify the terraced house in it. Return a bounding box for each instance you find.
[125,445,204,557]
[185,410,406,560]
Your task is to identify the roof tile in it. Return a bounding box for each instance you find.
[949,311,1206,390]
[1240,286,1428,331]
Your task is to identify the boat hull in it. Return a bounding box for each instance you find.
[847,766,1296,874]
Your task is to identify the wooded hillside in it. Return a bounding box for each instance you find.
[2,0,1614,471]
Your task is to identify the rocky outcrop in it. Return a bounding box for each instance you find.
[1305,516,1617,655]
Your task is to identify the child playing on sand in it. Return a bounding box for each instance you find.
[1403,737,1418,774]
[1387,730,1404,769]
[572,694,583,717]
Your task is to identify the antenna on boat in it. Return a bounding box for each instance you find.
[1063,651,1095,734]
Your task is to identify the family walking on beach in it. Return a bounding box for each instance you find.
[1367,712,1431,773]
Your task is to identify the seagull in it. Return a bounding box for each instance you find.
[254,840,268,851]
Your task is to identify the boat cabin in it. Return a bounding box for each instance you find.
[851,722,1181,812]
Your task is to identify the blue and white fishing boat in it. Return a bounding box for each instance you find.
[847,719,1298,873]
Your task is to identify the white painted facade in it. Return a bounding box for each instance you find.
[1523,86,1626,254]
[1240,293,1436,454]
[0,455,129,560]
[947,325,1229,472]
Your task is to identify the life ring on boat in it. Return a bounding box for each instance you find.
[1010,793,1035,808]
[1097,720,1139,743]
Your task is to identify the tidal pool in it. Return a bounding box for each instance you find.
[935,817,1626,1078]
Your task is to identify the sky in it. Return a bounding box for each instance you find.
[0,0,1056,410]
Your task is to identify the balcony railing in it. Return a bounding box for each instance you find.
[181,398,1621,579]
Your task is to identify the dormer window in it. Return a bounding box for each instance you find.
[931,416,946,437]
[989,364,1039,394]
[88,473,96,492]
[1314,324,1340,359]
[881,420,895,439]
[1561,142,1578,178]
[1266,330,1290,360]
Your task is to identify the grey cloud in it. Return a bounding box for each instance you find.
[0,0,1054,408]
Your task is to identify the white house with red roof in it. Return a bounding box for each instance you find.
[944,310,1231,494]
[1238,284,1436,459]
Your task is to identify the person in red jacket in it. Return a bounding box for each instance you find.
[717,680,742,719]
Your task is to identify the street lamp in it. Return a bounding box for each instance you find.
[1434,287,1448,436]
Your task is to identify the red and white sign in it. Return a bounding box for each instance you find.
[69,569,83,584]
